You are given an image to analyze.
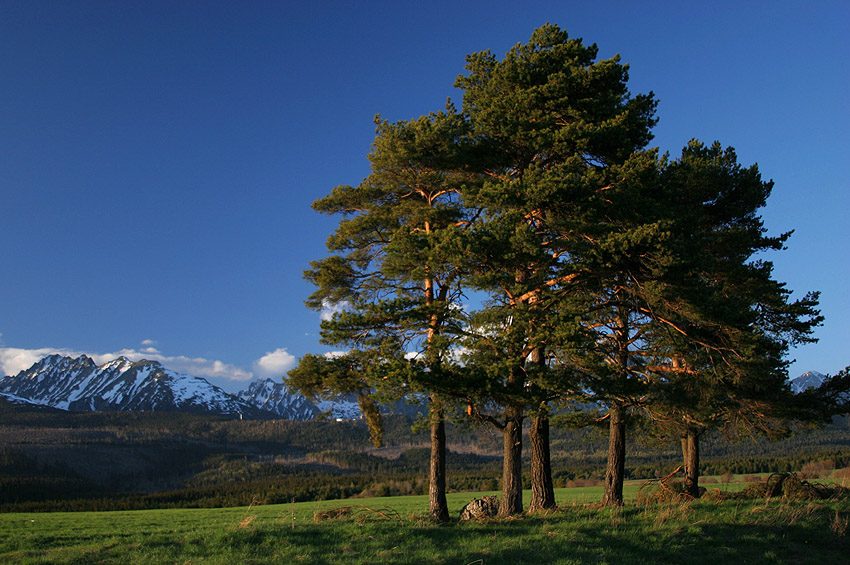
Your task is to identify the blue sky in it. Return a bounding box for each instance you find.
[1,1,847,391]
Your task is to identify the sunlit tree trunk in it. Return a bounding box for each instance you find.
[499,403,524,516]
[602,403,626,506]
[682,427,701,498]
[428,395,449,521]
[529,408,556,512]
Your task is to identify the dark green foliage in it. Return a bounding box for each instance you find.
[1,404,848,513]
[287,351,391,446]
[452,22,660,515]
[301,108,475,359]
[294,101,482,521]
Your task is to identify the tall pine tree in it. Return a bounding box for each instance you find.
[455,24,657,514]
[639,141,822,498]
[291,108,478,521]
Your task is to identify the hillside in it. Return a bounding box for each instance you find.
[1,396,848,512]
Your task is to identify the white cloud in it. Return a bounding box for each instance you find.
[136,339,161,355]
[0,347,81,376]
[0,344,253,384]
[252,348,297,378]
[320,299,350,322]
[123,352,254,383]
[403,347,468,365]
[323,350,349,359]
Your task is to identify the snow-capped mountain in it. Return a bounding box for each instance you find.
[0,391,57,410]
[316,396,363,420]
[790,371,827,394]
[235,380,422,421]
[235,378,319,420]
[0,354,419,420]
[0,354,267,416]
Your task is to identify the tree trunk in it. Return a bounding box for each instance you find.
[428,395,449,521]
[499,404,524,517]
[528,410,556,512]
[682,427,701,499]
[601,404,627,506]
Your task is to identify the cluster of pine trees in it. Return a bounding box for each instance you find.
[287,25,844,520]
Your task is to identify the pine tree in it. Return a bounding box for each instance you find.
[455,24,657,514]
[287,351,391,447]
[553,148,672,506]
[638,141,822,498]
[292,24,827,517]
[290,108,478,521]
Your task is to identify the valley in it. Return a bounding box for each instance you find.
[2,394,848,513]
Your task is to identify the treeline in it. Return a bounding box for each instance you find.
[2,404,848,513]
[3,444,848,513]
[700,449,850,477]
[0,399,422,451]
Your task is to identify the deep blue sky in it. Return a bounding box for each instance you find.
[2,1,847,391]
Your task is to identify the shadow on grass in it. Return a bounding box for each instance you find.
[252,513,849,564]
[21,503,847,564]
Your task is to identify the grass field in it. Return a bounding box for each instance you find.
[1,483,847,564]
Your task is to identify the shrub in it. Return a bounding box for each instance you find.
[831,467,850,481]
[729,473,850,501]
[635,479,705,505]
[801,459,836,479]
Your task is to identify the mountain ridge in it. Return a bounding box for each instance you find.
[0,354,311,419]
[235,377,320,420]
[3,354,822,420]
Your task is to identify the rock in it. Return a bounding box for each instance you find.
[459,495,500,520]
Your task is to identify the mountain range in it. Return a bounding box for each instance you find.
[0,354,826,420]
[0,354,351,420]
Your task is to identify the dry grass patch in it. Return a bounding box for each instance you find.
[832,510,849,536]
[313,504,403,525]
[704,472,850,502]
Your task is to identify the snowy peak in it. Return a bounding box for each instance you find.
[99,356,137,374]
[5,354,102,410]
[35,353,97,371]
[0,355,368,421]
[235,378,319,420]
[316,396,363,420]
[0,355,261,417]
[790,371,827,394]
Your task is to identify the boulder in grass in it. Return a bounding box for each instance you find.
[459,495,500,520]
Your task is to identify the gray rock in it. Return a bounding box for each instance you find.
[459,495,500,520]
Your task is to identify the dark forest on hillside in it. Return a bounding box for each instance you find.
[1,399,847,512]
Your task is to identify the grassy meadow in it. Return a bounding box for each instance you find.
[2,481,848,564]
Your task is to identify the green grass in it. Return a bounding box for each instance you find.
[1,486,847,564]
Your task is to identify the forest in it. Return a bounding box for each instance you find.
[1,397,848,513]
